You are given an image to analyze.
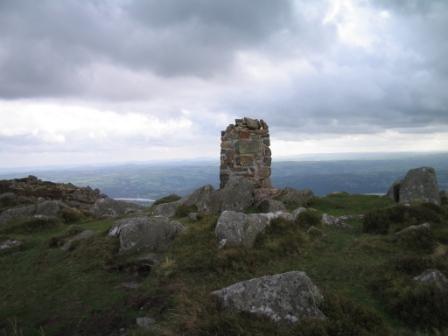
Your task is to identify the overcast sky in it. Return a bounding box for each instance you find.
[0,0,447,168]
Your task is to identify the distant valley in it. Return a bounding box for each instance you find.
[1,152,447,201]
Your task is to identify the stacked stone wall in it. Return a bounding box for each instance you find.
[220,117,271,188]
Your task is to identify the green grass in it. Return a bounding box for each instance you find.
[1,195,448,335]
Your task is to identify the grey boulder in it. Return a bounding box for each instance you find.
[181,184,216,214]
[215,210,271,248]
[257,199,286,213]
[109,216,184,253]
[388,167,441,205]
[212,177,256,212]
[151,200,181,218]
[277,188,314,208]
[0,200,67,225]
[0,239,22,251]
[212,271,325,323]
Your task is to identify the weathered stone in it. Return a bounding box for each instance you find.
[61,230,96,251]
[307,226,324,239]
[215,210,271,248]
[414,269,448,291]
[181,184,215,214]
[321,213,354,228]
[211,177,256,212]
[110,216,184,253]
[0,239,22,251]
[211,271,325,323]
[0,204,36,224]
[387,167,441,205]
[136,317,155,330]
[220,117,271,188]
[151,200,181,218]
[395,222,431,237]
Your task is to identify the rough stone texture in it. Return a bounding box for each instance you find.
[211,271,325,323]
[61,230,96,251]
[151,200,181,218]
[220,118,271,189]
[211,177,256,213]
[0,175,104,210]
[0,200,69,225]
[90,198,143,219]
[321,213,360,228]
[181,184,215,213]
[136,317,156,330]
[414,269,448,291]
[276,188,314,208]
[0,239,22,251]
[109,216,184,253]
[215,210,271,248]
[387,167,441,205]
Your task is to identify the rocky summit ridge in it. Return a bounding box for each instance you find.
[1,118,448,336]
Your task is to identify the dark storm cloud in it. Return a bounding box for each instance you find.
[0,0,295,97]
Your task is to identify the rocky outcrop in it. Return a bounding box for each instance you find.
[321,213,360,228]
[211,271,325,323]
[0,175,104,209]
[181,184,215,213]
[414,269,448,291]
[387,167,441,205]
[211,177,256,213]
[109,216,184,253]
[0,200,68,225]
[215,210,271,248]
[257,199,286,213]
[220,117,271,188]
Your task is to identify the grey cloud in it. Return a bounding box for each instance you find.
[0,0,296,98]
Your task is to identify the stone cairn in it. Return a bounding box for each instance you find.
[220,117,272,189]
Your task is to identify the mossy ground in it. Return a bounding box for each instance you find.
[1,194,448,335]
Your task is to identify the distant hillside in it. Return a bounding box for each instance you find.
[0,153,447,199]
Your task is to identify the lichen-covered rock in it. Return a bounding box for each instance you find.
[151,200,181,218]
[215,210,271,248]
[211,271,325,323]
[387,167,441,205]
[414,269,448,291]
[211,177,256,212]
[181,184,216,214]
[110,216,184,253]
[0,200,69,225]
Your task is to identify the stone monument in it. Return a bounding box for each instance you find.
[220,117,271,189]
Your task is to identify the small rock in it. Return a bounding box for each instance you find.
[121,281,141,290]
[110,216,184,253]
[414,269,448,291]
[395,222,431,237]
[151,200,181,218]
[292,207,307,220]
[215,210,271,248]
[0,239,22,251]
[188,212,199,221]
[307,226,324,239]
[212,271,325,323]
[136,317,155,330]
